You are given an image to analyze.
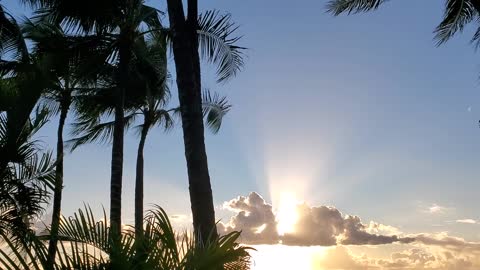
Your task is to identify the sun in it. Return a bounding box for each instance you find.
[276,192,299,235]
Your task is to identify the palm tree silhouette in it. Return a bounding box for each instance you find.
[327,0,480,45]
[166,2,245,242]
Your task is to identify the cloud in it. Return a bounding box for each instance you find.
[412,233,480,254]
[456,219,477,224]
[312,240,480,270]
[219,192,412,246]
[426,204,448,214]
[221,193,480,269]
[218,192,279,244]
[375,247,476,270]
[282,204,413,246]
[338,215,414,246]
[366,221,402,235]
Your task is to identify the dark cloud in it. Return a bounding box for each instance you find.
[340,215,415,245]
[282,204,344,246]
[219,192,411,246]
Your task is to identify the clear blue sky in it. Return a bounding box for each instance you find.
[3,0,480,241]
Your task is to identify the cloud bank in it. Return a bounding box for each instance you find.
[220,193,480,269]
[218,192,413,246]
[314,245,480,270]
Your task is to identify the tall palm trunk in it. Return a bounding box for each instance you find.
[134,120,149,236]
[110,94,124,237]
[47,95,70,269]
[133,119,149,268]
[166,0,217,242]
[110,36,131,238]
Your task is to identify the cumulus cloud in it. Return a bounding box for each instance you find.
[366,221,402,235]
[217,192,279,244]
[219,192,412,246]
[219,193,480,269]
[338,215,414,245]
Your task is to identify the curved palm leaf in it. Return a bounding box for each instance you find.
[198,10,246,83]
[326,0,386,15]
[434,0,477,45]
[67,113,137,151]
[202,90,231,134]
[0,5,29,61]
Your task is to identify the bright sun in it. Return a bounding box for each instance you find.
[276,192,299,235]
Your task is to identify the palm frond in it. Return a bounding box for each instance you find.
[0,150,55,244]
[137,4,164,30]
[471,22,480,48]
[202,90,231,134]
[198,10,246,83]
[0,5,29,61]
[434,0,477,45]
[67,113,137,151]
[1,205,252,269]
[326,0,386,15]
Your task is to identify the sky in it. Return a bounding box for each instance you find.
[3,0,480,269]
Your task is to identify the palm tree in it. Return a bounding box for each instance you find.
[0,5,53,171]
[326,0,480,45]
[25,0,165,241]
[70,87,232,239]
[0,6,56,243]
[166,2,245,242]
[24,0,244,245]
[61,6,243,244]
[129,34,233,240]
[0,105,56,245]
[22,19,99,267]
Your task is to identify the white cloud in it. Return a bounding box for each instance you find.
[218,192,279,244]
[427,204,448,214]
[456,219,477,224]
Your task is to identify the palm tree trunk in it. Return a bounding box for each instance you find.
[166,0,218,242]
[47,99,69,269]
[110,37,131,237]
[135,122,149,236]
[134,120,149,268]
[110,95,124,237]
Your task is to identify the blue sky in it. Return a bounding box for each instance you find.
[3,1,480,266]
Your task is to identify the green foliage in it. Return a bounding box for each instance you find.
[0,206,253,270]
[0,107,56,245]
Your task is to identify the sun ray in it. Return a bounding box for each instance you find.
[276,192,299,235]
